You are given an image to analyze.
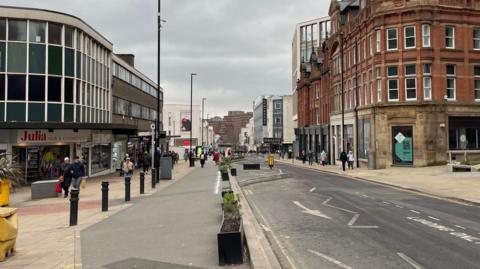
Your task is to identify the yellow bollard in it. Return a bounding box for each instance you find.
[0,180,10,207]
[0,207,18,261]
[268,155,274,169]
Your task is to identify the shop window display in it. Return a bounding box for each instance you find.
[91,144,111,174]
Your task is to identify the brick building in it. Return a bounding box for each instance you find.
[297,0,480,168]
[207,111,252,147]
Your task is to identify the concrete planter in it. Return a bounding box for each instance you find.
[217,215,244,266]
[221,172,229,181]
[230,168,237,176]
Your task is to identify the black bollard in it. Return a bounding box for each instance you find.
[151,168,156,189]
[140,172,145,194]
[125,175,131,202]
[69,189,79,226]
[101,181,109,212]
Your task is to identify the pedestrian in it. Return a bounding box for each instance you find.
[60,157,72,198]
[347,150,355,169]
[184,150,189,163]
[340,151,348,171]
[302,150,306,164]
[122,157,134,178]
[308,151,313,165]
[213,150,220,165]
[70,156,86,190]
[320,150,327,166]
[200,151,206,168]
[144,151,151,173]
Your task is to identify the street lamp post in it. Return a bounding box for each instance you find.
[201,97,206,147]
[189,73,197,167]
[206,113,210,148]
[155,0,165,182]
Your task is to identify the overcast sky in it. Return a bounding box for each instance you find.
[3,0,331,117]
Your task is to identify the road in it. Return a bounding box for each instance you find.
[240,161,480,269]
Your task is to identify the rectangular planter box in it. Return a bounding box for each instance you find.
[218,217,244,266]
[243,163,260,170]
[221,172,229,181]
[230,168,237,176]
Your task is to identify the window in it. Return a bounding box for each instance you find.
[65,26,74,47]
[28,103,44,121]
[29,44,45,73]
[7,103,25,121]
[475,66,480,100]
[315,83,319,99]
[65,48,74,77]
[65,78,74,103]
[7,75,26,101]
[29,21,45,43]
[445,26,455,48]
[474,29,480,50]
[423,64,432,100]
[369,35,372,56]
[8,20,27,41]
[0,75,4,100]
[0,19,5,40]
[404,65,416,100]
[7,43,26,72]
[376,30,381,52]
[376,67,382,102]
[422,24,431,47]
[47,104,61,121]
[387,66,399,101]
[387,28,398,50]
[48,46,62,75]
[0,42,5,72]
[446,64,456,100]
[404,26,416,49]
[48,23,62,45]
[47,76,61,102]
[28,75,45,101]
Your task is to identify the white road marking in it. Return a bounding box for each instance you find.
[309,187,316,193]
[360,194,369,198]
[214,171,221,195]
[293,201,331,219]
[454,225,466,230]
[279,169,283,174]
[395,205,404,209]
[382,201,391,205]
[261,224,271,232]
[308,249,353,269]
[397,252,425,269]
[409,210,420,214]
[428,216,440,221]
[322,197,378,229]
[407,217,480,244]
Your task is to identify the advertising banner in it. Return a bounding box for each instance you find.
[180,112,192,132]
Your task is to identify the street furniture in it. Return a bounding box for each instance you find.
[0,207,18,261]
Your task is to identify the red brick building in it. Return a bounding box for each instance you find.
[207,111,252,147]
[297,0,480,168]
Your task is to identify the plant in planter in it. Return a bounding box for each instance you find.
[218,192,244,265]
[0,154,23,207]
[219,157,231,181]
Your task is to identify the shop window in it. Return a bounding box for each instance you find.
[65,78,74,103]
[47,76,61,102]
[0,19,5,40]
[28,103,44,121]
[65,26,74,48]
[65,48,74,77]
[8,42,26,72]
[48,46,62,75]
[8,20,27,41]
[48,23,62,45]
[64,104,74,122]
[29,75,45,101]
[47,103,61,121]
[358,119,370,159]
[0,42,5,72]
[7,74,26,100]
[29,44,46,73]
[29,21,45,43]
[6,103,25,121]
[0,74,4,100]
[91,144,111,174]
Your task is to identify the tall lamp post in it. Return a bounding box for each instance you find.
[206,113,210,148]
[201,97,206,147]
[155,0,166,182]
[189,73,197,167]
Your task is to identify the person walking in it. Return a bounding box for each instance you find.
[301,150,306,164]
[71,156,86,190]
[213,150,220,165]
[122,157,134,178]
[60,157,72,198]
[143,151,151,173]
[347,150,355,170]
[308,151,313,165]
[320,150,327,166]
[340,151,348,172]
[184,150,189,163]
[200,151,206,168]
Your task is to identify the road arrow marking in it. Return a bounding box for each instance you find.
[308,249,353,269]
[293,201,331,219]
[397,252,425,269]
[322,197,378,229]
[309,187,316,193]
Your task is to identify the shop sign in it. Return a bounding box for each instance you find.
[92,133,112,144]
[17,130,89,144]
[262,98,267,126]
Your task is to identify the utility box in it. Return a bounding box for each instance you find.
[0,207,18,261]
[160,156,172,180]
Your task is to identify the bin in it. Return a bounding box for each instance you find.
[0,207,18,261]
[0,180,10,207]
[160,156,172,180]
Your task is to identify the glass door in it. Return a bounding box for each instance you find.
[392,126,413,165]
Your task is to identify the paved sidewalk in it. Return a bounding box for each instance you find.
[81,162,248,269]
[277,159,480,205]
[2,162,192,269]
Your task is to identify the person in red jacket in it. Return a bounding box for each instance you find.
[213,151,220,165]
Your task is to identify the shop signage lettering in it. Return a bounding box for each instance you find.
[262,98,267,126]
[17,130,90,144]
[19,130,47,142]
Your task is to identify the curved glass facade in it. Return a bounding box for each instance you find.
[0,18,111,123]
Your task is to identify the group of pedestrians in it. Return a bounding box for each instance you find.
[59,156,86,198]
[299,149,355,171]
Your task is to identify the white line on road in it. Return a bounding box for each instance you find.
[382,201,391,205]
[395,205,404,209]
[308,249,353,269]
[214,172,221,195]
[455,225,466,230]
[309,187,316,193]
[293,201,331,219]
[397,253,425,269]
[322,197,378,229]
[409,210,420,214]
[261,224,271,232]
[428,216,440,221]
[279,169,283,174]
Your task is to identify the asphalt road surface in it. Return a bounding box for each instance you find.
[241,162,480,269]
